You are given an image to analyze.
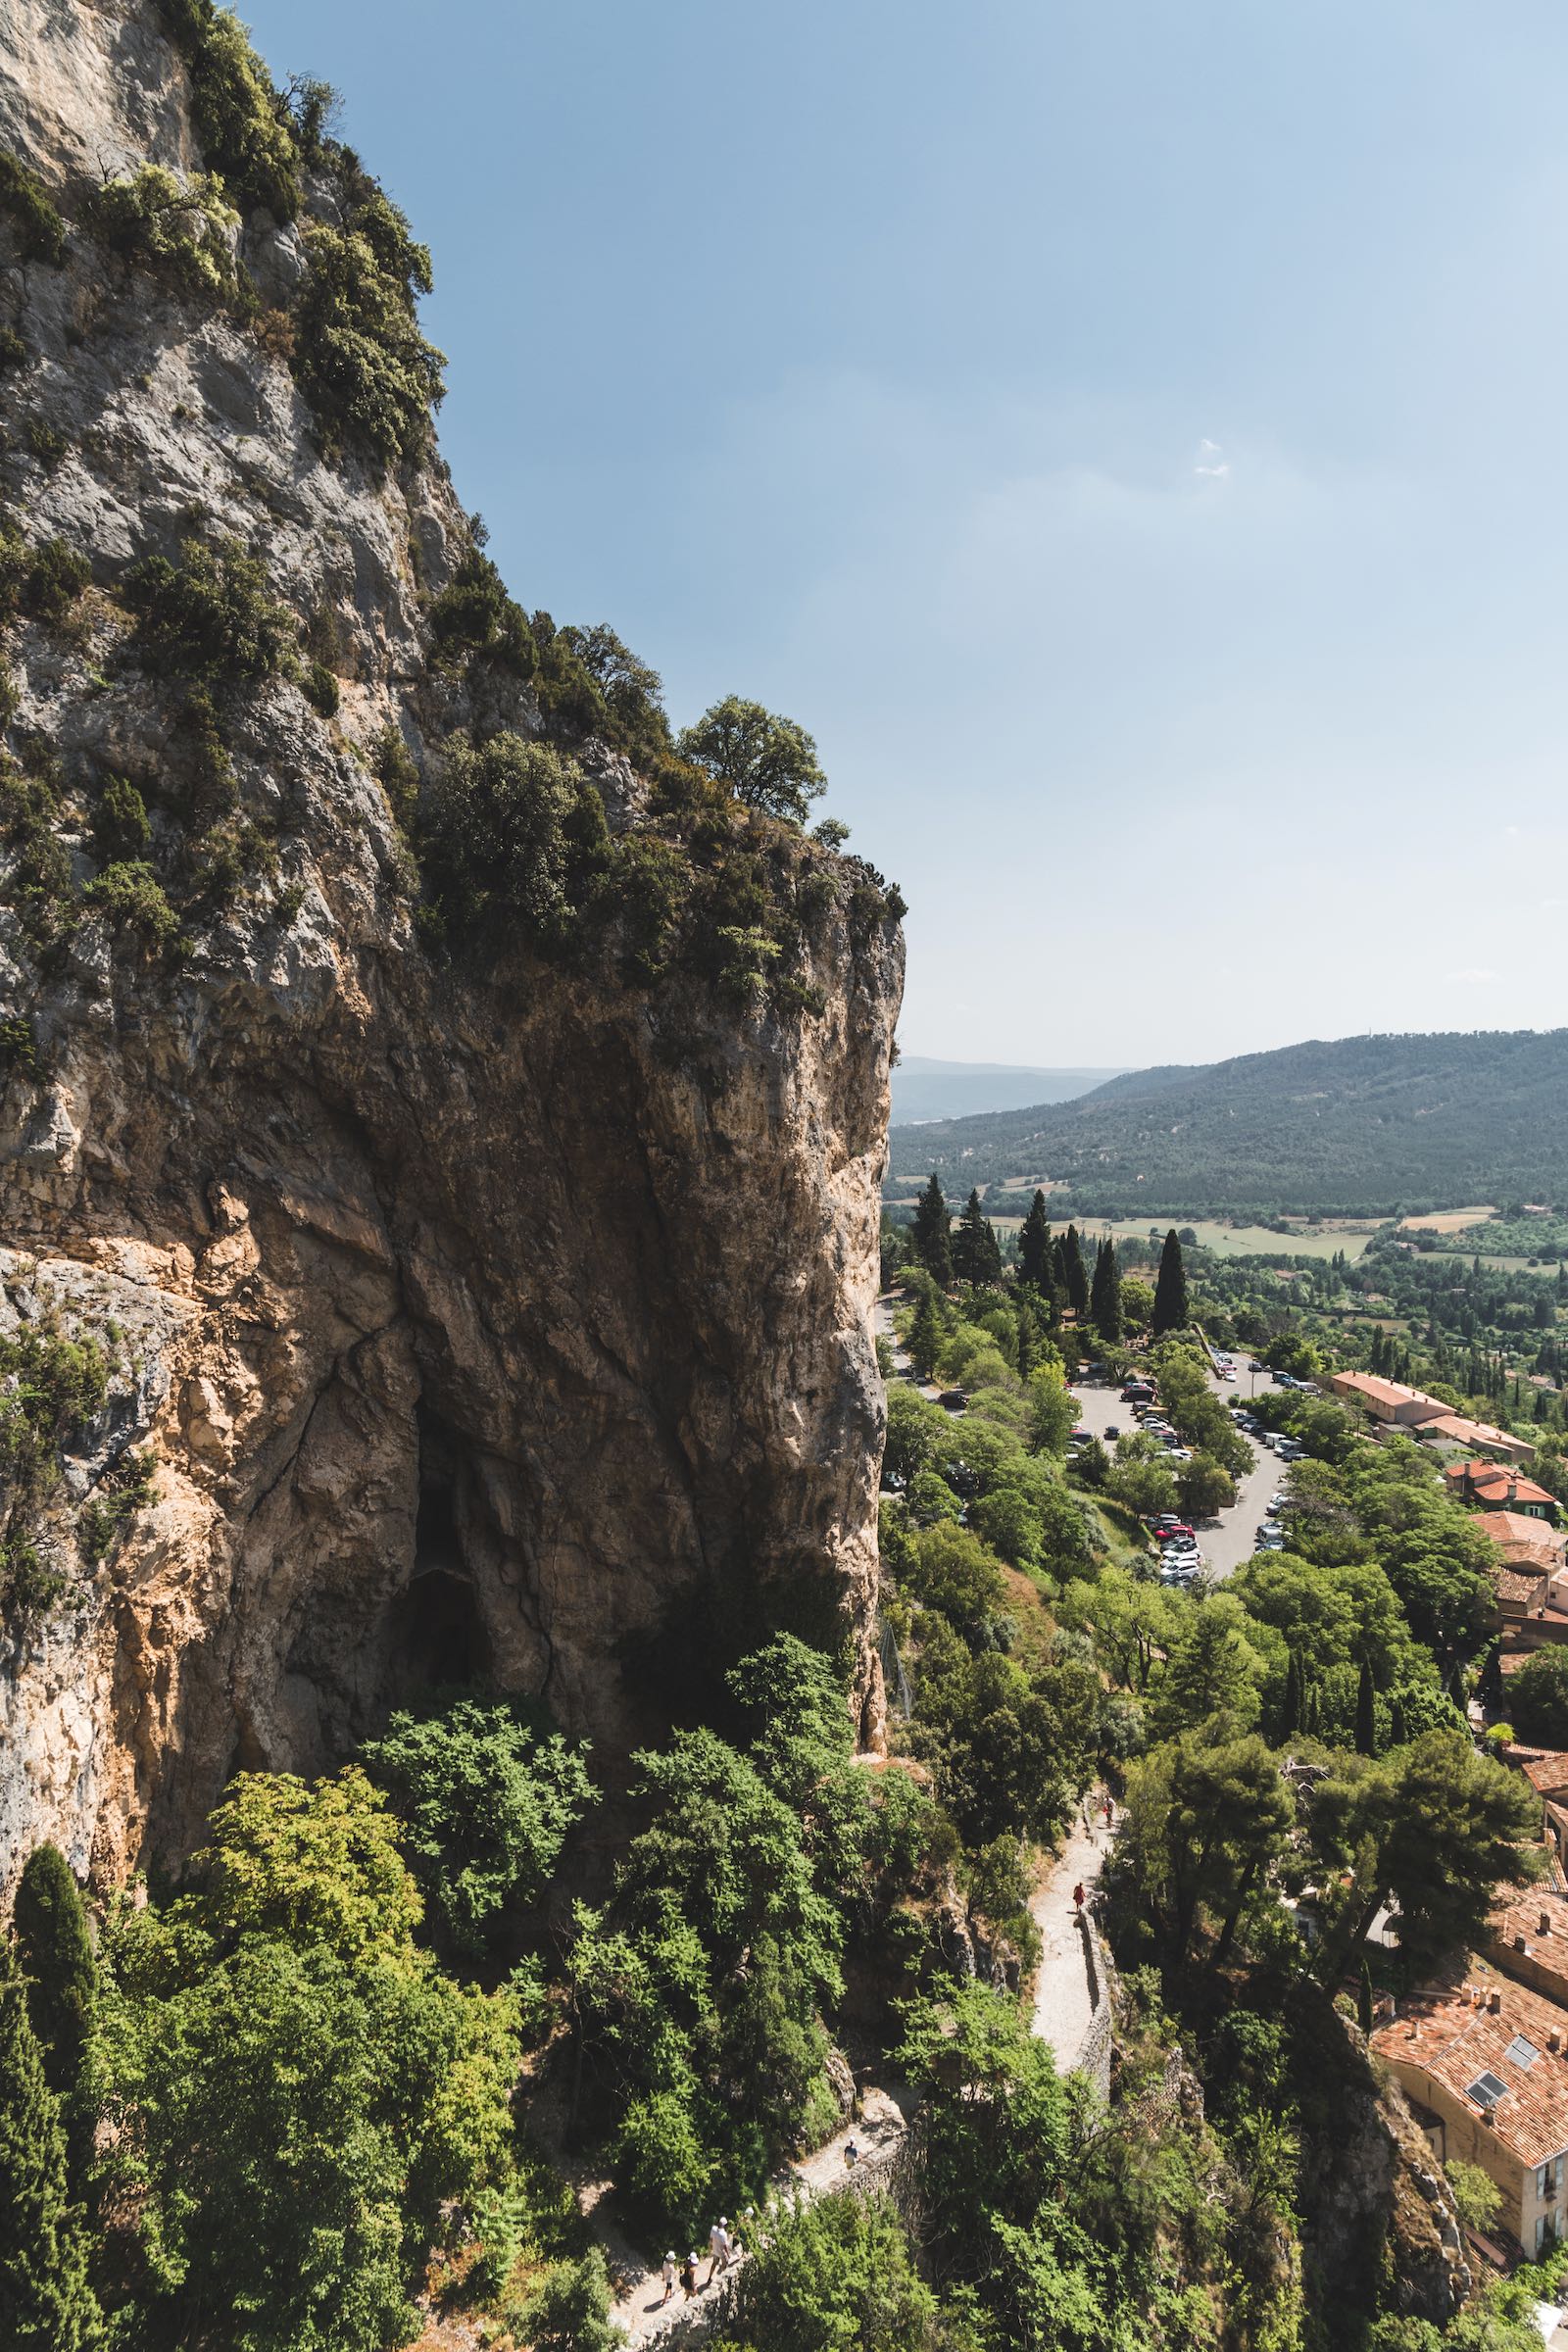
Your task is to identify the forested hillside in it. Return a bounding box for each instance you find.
[889,1030,1568,1215]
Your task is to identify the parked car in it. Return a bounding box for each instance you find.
[1070,1426,1092,1444]
[1156,1522,1197,1544]
[1103,1423,1121,1440]
[937,1389,968,1412]
[1256,1535,1286,1552]
[1268,1493,1288,1512]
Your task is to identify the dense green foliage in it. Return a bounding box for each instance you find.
[125,533,298,682]
[890,1029,1568,1215]
[565,1637,908,2240]
[0,1941,102,2350]
[95,1769,521,2352]
[360,1697,592,1955]
[84,166,239,300]
[676,697,826,826]
[0,151,67,265]
[291,180,446,464]
[155,0,301,219]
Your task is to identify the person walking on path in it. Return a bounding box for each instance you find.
[682,2251,700,2299]
[708,2217,731,2282]
[1102,1793,1113,1828]
[661,2252,677,2306]
[1072,1882,1085,1914]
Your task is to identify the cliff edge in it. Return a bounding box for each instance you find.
[0,0,903,1887]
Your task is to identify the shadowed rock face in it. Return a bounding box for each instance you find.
[0,0,901,1888]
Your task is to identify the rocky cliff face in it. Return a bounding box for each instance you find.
[0,0,902,1889]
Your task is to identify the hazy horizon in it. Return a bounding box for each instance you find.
[238,0,1568,1064]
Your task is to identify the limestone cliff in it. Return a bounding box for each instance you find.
[0,0,902,1889]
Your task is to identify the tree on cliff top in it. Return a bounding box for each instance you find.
[676,696,826,826]
[1152,1229,1189,1334]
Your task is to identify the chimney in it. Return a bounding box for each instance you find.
[1516,1934,1530,1952]
[1489,1989,1502,2013]
[1550,2030,1563,2055]
[1542,1912,1553,1936]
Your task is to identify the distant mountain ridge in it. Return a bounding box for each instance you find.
[891,1056,1128,1124]
[887,1029,1568,1215]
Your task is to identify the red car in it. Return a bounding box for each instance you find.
[1155,1522,1196,1545]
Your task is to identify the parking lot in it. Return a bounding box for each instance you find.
[876,1296,1298,1585]
[1067,1356,1296,1583]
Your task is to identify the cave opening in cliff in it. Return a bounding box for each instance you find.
[381,1413,495,1696]
[390,1570,487,1694]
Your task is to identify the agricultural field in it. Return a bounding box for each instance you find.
[1064,1216,1379,1263]
[1397,1206,1496,1234]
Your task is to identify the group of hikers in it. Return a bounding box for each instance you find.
[659,2209,755,2305]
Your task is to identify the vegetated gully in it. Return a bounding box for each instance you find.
[874,1297,1284,1584]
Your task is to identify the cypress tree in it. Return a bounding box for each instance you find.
[1018,1191,1053,1291]
[1015,1304,1036,1383]
[911,1174,952,1287]
[952,1189,1002,1288]
[1089,1238,1108,1326]
[1096,1237,1123,1340]
[0,1942,102,2351]
[1152,1230,1189,1335]
[13,1848,95,2186]
[1389,1689,1407,1746]
[908,1288,944,1381]
[1355,1657,1378,1755]
[1060,1224,1089,1317]
[1358,1956,1375,2037]
[1281,1647,1302,1739]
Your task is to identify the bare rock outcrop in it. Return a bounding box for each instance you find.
[0,0,902,1888]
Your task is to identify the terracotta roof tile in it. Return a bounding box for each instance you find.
[1495,1566,1549,1604]
[1516,1752,1568,1797]
[1479,1512,1567,1556]
[1371,1973,1568,2166]
[1491,1890,1568,2002]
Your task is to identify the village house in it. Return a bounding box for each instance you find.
[1446,1462,1560,1525]
[1500,1751,1568,1877]
[1370,1972,1568,2253]
[1417,1414,1537,1468]
[1326,1372,1451,1426]
[1324,1376,1536,1465]
[1489,1890,1568,2010]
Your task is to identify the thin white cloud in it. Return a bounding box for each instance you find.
[1194,436,1230,480]
[1447,966,1499,983]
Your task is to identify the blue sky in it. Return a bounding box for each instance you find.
[243,0,1568,1065]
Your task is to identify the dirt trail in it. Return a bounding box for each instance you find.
[1029,1802,1115,2072]
[606,2087,909,2345]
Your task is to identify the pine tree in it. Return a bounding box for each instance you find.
[1355,1657,1378,1755]
[1152,1230,1189,1335]
[1018,1191,1053,1291]
[1059,1224,1089,1317]
[1358,1956,1375,2037]
[952,1189,1002,1288]
[13,1848,95,2185]
[911,1174,953,1287]
[0,1942,102,2351]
